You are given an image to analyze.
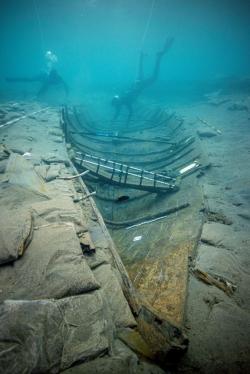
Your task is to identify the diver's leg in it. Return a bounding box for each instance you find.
[137,52,145,81]
[112,105,121,121]
[62,81,69,96]
[133,53,162,91]
[140,37,174,89]
[37,82,50,98]
[126,104,133,125]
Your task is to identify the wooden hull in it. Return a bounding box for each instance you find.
[62,104,207,327]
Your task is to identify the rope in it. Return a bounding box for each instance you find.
[134,0,157,81]
[139,0,157,50]
[0,107,49,129]
[32,0,45,53]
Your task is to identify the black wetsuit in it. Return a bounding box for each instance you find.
[6,69,69,98]
[112,38,173,123]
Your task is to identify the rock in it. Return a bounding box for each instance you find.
[195,301,250,371]
[48,129,64,137]
[63,354,165,374]
[206,211,233,225]
[0,224,99,301]
[6,153,48,198]
[46,164,62,181]
[0,144,11,161]
[52,136,64,144]
[9,147,26,155]
[34,164,49,180]
[0,299,64,374]
[0,159,7,173]
[200,222,243,251]
[0,293,111,373]
[63,338,165,374]
[59,293,111,370]
[237,211,250,220]
[42,154,70,166]
[207,99,229,107]
[195,243,241,286]
[0,208,33,265]
[93,264,137,328]
[0,109,6,116]
[228,103,248,111]
[197,130,217,138]
[34,164,62,182]
[31,196,87,233]
[84,247,109,270]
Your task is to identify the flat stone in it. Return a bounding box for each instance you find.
[0,207,33,265]
[42,154,69,166]
[48,129,64,137]
[195,244,241,285]
[201,222,240,250]
[197,129,217,138]
[46,164,62,181]
[93,264,137,328]
[31,196,86,233]
[0,144,10,161]
[0,293,111,373]
[228,103,248,111]
[238,210,250,220]
[0,224,99,301]
[63,339,165,374]
[6,153,48,198]
[0,299,63,374]
[0,159,7,173]
[59,293,111,370]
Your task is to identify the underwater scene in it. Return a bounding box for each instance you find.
[0,0,250,373]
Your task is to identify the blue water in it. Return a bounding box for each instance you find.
[1,0,250,104]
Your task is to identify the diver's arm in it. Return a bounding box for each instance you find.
[126,103,133,125]
[62,81,69,96]
[37,81,50,98]
[6,73,47,83]
[142,37,175,88]
[112,104,121,121]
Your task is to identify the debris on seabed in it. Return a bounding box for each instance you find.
[133,235,142,242]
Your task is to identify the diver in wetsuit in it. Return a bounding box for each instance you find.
[37,69,68,97]
[111,37,174,124]
[6,51,68,98]
[6,69,69,98]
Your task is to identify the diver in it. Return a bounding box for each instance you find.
[5,51,69,98]
[6,69,69,98]
[111,37,174,124]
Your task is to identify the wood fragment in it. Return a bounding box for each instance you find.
[105,203,189,228]
[57,169,90,180]
[197,116,222,135]
[192,268,236,296]
[74,191,96,202]
[67,159,140,315]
